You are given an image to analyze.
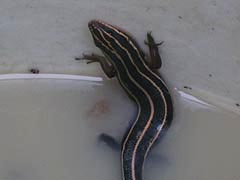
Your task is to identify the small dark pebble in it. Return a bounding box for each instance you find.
[236,103,240,107]
[211,27,215,31]
[178,16,183,19]
[183,86,192,90]
[209,74,212,77]
[29,68,40,74]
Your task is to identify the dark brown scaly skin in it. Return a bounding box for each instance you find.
[76,20,173,180]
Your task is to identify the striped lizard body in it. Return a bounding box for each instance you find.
[77,20,173,180]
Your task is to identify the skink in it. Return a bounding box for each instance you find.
[77,20,173,180]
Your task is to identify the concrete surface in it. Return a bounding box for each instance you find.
[0,1,240,180]
[0,0,240,103]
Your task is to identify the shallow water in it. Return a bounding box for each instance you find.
[0,75,238,180]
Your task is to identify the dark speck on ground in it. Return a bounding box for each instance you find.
[29,68,40,74]
[183,86,192,90]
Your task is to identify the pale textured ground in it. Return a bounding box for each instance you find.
[0,0,240,102]
[0,1,240,180]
